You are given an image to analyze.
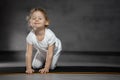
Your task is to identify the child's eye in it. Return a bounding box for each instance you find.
[32,17,36,20]
[31,17,42,20]
[38,17,42,20]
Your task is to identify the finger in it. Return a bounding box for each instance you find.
[26,71,30,74]
[27,71,33,74]
[39,69,43,73]
[26,70,29,73]
[40,70,44,74]
[41,70,45,74]
[39,69,41,72]
[42,70,48,74]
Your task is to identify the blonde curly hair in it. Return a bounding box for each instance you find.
[26,8,50,27]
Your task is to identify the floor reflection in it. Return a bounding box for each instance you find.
[0,73,120,80]
[25,74,53,80]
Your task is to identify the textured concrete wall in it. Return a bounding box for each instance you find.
[0,0,120,51]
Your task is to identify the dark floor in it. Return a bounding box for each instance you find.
[0,66,120,74]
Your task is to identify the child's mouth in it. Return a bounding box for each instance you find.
[34,23,40,24]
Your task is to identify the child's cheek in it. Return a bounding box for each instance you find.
[29,21,33,27]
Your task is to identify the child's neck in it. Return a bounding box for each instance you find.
[34,27,45,35]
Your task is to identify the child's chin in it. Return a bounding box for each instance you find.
[32,27,37,30]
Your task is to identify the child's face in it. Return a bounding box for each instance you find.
[29,11,48,30]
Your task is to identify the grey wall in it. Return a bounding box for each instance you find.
[0,0,120,51]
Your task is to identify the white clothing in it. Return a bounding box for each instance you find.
[26,28,62,69]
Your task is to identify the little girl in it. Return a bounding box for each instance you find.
[25,8,62,74]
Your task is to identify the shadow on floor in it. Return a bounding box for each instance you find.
[0,66,120,74]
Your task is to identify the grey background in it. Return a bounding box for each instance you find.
[0,0,120,51]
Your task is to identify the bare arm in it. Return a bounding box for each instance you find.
[45,44,55,69]
[39,44,55,73]
[25,43,34,74]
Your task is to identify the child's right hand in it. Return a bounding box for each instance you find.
[25,68,34,74]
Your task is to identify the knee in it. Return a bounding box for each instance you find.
[32,59,43,69]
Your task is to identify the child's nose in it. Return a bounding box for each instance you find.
[35,18,39,21]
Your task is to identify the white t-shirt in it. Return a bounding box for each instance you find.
[26,28,62,55]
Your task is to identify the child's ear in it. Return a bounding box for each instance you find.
[45,21,49,26]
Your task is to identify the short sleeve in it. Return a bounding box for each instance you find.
[46,28,57,46]
[48,34,56,46]
[26,33,33,44]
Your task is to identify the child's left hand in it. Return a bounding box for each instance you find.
[39,68,49,74]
